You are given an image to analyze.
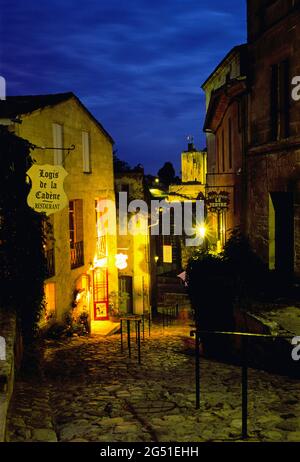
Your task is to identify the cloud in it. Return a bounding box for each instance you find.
[1,0,246,174]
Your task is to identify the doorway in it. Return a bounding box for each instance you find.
[93,268,109,320]
[119,276,133,314]
[270,192,294,276]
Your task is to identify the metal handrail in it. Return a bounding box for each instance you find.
[120,316,142,364]
[190,328,295,440]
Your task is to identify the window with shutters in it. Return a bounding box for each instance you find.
[228,118,233,170]
[43,215,55,278]
[221,129,225,172]
[82,131,91,173]
[270,60,290,141]
[52,123,64,165]
[69,199,84,269]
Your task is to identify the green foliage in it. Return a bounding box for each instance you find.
[0,127,47,343]
[222,228,268,298]
[187,248,235,332]
[42,310,89,340]
[186,229,268,332]
[113,152,132,173]
[42,321,67,340]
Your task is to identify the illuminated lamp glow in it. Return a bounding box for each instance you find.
[93,256,108,268]
[115,253,128,270]
[197,225,206,238]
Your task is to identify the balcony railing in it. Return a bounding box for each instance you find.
[45,248,55,278]
[70,240,84,269]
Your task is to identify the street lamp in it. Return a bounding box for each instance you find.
[197,225,206,239]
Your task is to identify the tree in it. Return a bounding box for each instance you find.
[157,162,176,187]
[113,151,132,173]
[0,127,47,343]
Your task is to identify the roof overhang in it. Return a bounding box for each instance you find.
[203,79,247,133]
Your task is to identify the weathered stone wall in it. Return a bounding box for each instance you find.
[12,97,118,322]
[246,7,300,276]
[0,311,20,442]
[114,173,151,315]
[181,150,207,184]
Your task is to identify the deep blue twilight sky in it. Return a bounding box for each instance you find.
[0,0,246,175]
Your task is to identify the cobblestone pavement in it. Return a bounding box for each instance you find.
[6,323,300,442]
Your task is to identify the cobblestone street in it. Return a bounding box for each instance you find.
[6,323,300,442]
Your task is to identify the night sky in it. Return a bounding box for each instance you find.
[1,0,246,175]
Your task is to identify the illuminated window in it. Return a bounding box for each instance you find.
[69,199,84,269]
[81,274,89,291]
[221,129,225,172]
[228,118,233,170]
[95,199,107,259]
[270,60,290,141]
[45,282,56,318]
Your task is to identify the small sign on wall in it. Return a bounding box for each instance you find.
[26,164,68,215]
[163,245,172,263]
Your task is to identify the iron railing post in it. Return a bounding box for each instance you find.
[127,320,131,358]
[137,320,141,364]
[242,335,248,439]
[120,319,123,353]
[195,330,200,410]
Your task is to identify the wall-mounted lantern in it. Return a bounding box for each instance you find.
[115,253,128,270]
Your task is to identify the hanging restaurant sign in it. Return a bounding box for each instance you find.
[26,164,68,216]
[206,191,230,212]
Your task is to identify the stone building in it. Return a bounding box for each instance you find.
[168,141,207,267]
[202,45,248,252]
[114,169,151,315]
[246,0,300,278]
[0,92,119,332]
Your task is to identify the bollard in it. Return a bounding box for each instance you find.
[135,319,138,343]
[148,312,151,337]
[137,320,141,364]
[127,320,131,358]
[120,319,123,353]
[195,330,200,410]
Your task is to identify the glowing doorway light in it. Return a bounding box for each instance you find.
[115,253,128,270]
[93,256,108,268]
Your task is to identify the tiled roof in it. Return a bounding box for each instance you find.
[0,92,74,118]
[0,92,114,143]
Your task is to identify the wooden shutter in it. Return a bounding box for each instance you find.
[82,131,91,173]
[53,123,64,165]
[279,59,290,139]
[270,64,279,141]
[75,199,84,242]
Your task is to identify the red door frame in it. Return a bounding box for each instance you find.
[93,267,109,320]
